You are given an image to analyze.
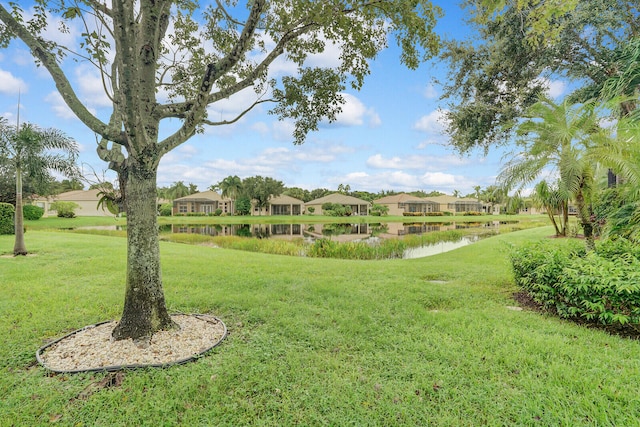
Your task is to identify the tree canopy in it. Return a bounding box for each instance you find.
[438,0,639,154]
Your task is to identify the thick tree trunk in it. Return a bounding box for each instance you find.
[112,163,176,342]
[13,167,27,256]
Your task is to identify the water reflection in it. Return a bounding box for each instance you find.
[403,236,479,259]
[166,220,517,241]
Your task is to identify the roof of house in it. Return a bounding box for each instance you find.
[425,195,480,204]
[269,194,305,205]
[373,193,423,204]
[173,191,229,202]
[306,193,371,206]
[54,189,102,201]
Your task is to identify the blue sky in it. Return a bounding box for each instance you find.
[0,1,567,195]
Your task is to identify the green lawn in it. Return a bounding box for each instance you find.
[1,227,639,425]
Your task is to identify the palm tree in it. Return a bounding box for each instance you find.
[473,185,481,201]
[167,181,190,200]
[532,180,569,236]
[218,175,243,199]
[498,98,605,249]
[0,118,78,255]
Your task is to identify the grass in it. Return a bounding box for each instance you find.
[1,226,639,425]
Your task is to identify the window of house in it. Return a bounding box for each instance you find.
[178,203,187,213]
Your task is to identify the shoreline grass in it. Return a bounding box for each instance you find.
[1,227,639,425]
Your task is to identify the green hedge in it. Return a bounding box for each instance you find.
[0,203,14,235]
[402,211,445,217]
[510,238,640,328]
[23,205,44,220]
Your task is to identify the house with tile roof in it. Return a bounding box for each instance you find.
[172,191,234,215]
[33,189,117,217]
[251,194,305,216]
[305,193,371,215]
[373,193,439,216]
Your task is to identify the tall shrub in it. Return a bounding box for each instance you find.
[0,202,14,235]
[51,201,79,218]
[23,205,44,220]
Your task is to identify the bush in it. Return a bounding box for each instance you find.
[235,197,252,216]
[462,211,482,216]
[510,238,640,328]
[158,203,173,216]
[0,203,14,235]
[51,201,79,218]
[322,203,352,217]
[370,204,389,217]
[214,208,223,216]
[23,205,44,220]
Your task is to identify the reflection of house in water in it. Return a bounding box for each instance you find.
[303,223,370,242]
[251,224,304,238]
[379,222,457,236]
[171,224,237,236]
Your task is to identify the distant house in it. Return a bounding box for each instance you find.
[373,193,439,216]
[426,195,483,215]
[305,193,371,215]
[34,189,114,217]
[172,191,234,215]
[251,194,305,216]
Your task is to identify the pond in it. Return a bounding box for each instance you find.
[161,220,519,258]
[163,221,517,238]
[76,220,521,258]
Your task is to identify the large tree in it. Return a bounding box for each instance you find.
[217,175,243,200]
[0,119,78,255]
[242,175,284,214]
[438,0,639,154]
[0,1,441,341]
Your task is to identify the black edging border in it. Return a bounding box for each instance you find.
[35,313,227,374]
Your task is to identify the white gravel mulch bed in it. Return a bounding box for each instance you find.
[37,314,226,373]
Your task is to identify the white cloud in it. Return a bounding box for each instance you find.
[331,170,466,193]
[44,91,97,120]
[413,109,449,134]
[75,65,113,108]
[158,139,356,188]
[423,83,438,99]
[325,93,380,128]
[535,77,566,99]
[416,138,441,149]
[273,120,296,141]
[547,80,566,98]
[251,121,270,135]
[0,69,27,94]
[366,153,469,170]
[44,92,77,119]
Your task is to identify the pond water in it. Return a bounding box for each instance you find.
[78,220,518,259]
[402,236,480,259]
[163,220,517,240]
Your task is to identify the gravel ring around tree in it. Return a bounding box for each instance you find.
[36,314,227,373]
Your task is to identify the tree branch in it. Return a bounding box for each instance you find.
[156,0,268,155]
[203,98,277,126]
[0,4,119,142]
